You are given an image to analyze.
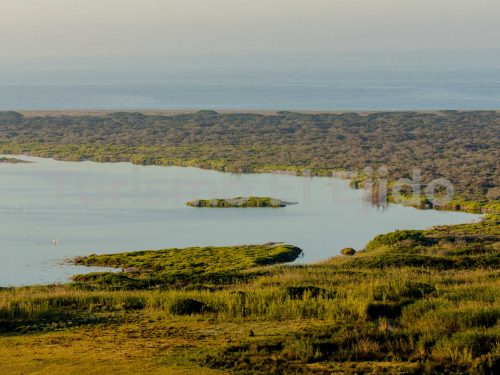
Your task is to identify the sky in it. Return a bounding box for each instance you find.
[0,0,499,62]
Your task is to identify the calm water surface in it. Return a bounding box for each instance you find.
[0,156,481,286]
[1,53,499,110]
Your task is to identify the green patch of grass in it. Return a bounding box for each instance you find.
[72,244,303,290]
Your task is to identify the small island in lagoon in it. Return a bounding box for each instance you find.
[187,196,297,208]
[0,157,31,164]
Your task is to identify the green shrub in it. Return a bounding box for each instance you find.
[121,297,146,311]
[367,301,409,319]
[284,286,326,300]
[401,282,437,299]
[340,248,357,256]
[366,230,428,251]
[170,298,210,315]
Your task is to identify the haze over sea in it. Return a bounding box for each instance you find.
[1,51,499,111]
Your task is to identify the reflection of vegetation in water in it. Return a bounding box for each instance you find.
[0,215,498,373]
[0,110,498,211]
[187,197,296,208]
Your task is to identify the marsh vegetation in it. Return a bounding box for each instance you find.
[71,244,302,290]
[1,215,498,373]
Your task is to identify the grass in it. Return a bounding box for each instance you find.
[0,215,498,373]
[71,244,302,290]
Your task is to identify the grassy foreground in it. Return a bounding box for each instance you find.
[0,216,498,374]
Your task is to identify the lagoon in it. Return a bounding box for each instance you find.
[0,155,481,286]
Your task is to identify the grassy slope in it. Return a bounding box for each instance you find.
[0,215,498,374]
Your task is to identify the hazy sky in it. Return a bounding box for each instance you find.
[0,0,499,61]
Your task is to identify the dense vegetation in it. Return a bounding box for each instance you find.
[186,197,295,208]
[0,110,498,210]
[1,215,498,373]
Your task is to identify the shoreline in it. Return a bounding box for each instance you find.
[1,110,497,214]
[0,152,485,287]
[13,109,500,118]
[1,151,494,215]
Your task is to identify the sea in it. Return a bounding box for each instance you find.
[0,51,499,111]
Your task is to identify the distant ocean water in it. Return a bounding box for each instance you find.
[1,53,499,110]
